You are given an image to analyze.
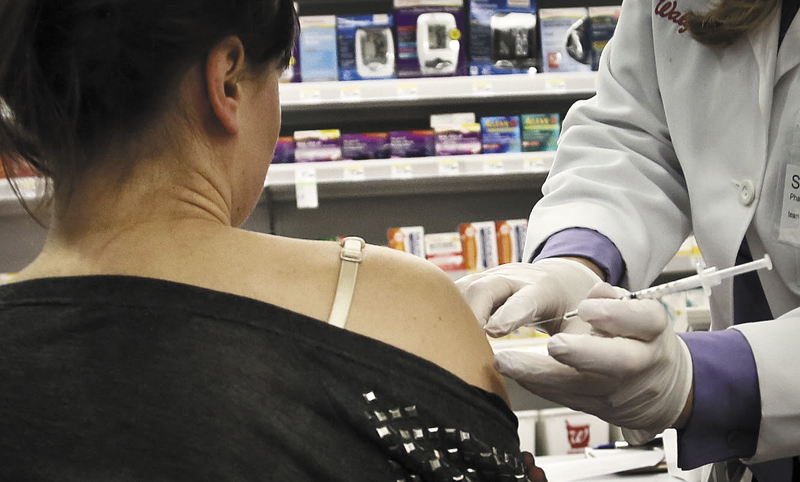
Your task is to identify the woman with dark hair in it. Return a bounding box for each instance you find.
[0,1,539,480]
[459,0,800,481]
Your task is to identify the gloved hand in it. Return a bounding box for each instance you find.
[456,258,602,336]
[494,282,694,445]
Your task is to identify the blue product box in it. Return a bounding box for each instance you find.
[481,115,521,153]
[468,0,541,76]
[588,7,621,70]
[299,16,338,82]
[337,14,396,81]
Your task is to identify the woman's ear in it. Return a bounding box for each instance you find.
[206,36,247,134]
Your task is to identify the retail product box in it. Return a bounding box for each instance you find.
[496,219,527,264]
[521,113,560,152]
[537,407,609,455]
[272,136,295,164]
[388,226,426,258]
[434,123,482,156]
[539,8,593,73]
[424,232,464,271]
[393,0,467,78]
[516,410,538,455]
[337,14,397,81]
[588,6,621,70]
[468,0,542,76]
[299,16,338,82]
[480,115,521,154]
[294,130,342,163]
[342,133,391,160]
[459,221,499,270]
[389,130,436,158]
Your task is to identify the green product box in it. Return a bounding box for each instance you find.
[521,113,561,152]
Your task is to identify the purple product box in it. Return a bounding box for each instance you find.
[389,130,436,158]
[434,124,482,156]
[342,133,391,160]
[272,136,296,164]
[294,130,343,162]
[394,4,467,78]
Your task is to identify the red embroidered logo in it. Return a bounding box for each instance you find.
[655,0,689,33]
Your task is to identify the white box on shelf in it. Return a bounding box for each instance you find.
[515,409,538,454]
[537,407,609,455]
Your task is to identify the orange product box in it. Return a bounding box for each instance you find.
[496,219,528,264]
[387,226,426,258]
[459,221,499,270]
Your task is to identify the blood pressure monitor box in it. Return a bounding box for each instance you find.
[539,8,593,73]
[299,16,339,82]
[588,6,621,70]
[468,0,542,76]
[393,0,467,78]
[337,14,397,81]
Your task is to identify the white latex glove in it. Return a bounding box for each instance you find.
[494,282,693,445]
[456,258,602,336]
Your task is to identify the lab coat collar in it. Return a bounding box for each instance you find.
[747,6,779,123]
[776,9,800,80]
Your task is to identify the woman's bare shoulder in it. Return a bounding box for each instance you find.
[346,244,509,402]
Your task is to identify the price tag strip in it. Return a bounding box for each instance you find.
[294,165,319,209]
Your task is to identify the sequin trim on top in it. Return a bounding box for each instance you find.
[361,390,530,482]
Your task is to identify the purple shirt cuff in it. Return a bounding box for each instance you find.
[531,228,625,285]
[677,329,760,469]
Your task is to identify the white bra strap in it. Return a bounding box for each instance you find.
[327,236,366,329]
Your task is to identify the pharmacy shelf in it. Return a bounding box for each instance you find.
[265,151,554,201]
[0,152,554,214]
[279,72,598,111]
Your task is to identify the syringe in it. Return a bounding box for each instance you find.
[529,254,773,327]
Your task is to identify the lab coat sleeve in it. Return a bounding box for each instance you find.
[524,0,692,290]
[677,330,760,469]
[532,228,626,285]
[731,308,800,463]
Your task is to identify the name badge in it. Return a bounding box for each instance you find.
[778,164,800,246]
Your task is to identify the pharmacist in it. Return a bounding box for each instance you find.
[456,0,800,481]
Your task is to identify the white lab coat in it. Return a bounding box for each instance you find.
[524,0,800,469]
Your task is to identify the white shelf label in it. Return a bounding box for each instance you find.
[390,163,414,179]
[342,164,366,181]
[340,87,362,100]
[482,159,505,174]
[472,81,494,95]
[544,78,567,92]
[299,88,322,102]
[294,165,319,209]
[523,157,552,171]
[396,84,418,98]
[438,160,461,176]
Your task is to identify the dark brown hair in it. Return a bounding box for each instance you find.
[0,0,297,217]
[685,0,781,47]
